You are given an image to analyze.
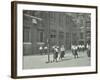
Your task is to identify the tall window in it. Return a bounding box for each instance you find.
[50,30,56,38]
[23,27,30,42]
[72,33,77,44]
[38,30,44,42]
[59,31,64,45]
[66,32,71,49]
[50,30,56,45]
[59,32,64,39]
[80,32,84,39]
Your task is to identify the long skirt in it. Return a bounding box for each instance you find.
[87,50,90,57]
[74,50,78,55]
[53,52,58,59]
[60,51,65,58]
[72,50,78,58]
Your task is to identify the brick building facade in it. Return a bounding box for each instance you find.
[23,10,90,55]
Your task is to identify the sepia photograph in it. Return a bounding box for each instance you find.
[11,1,97,78]
[23,10,91,69]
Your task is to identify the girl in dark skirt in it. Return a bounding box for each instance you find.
[59,45,65,60]
[53,46,59,62]
[74,49,78,58]
[71,45,78,58]
[86,44,91,57]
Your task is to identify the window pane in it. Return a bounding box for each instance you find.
[23,28,30,42]
[40,31,43,42]
[38,30,44,42]
[80,33,84,39]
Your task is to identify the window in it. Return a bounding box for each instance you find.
[80,32,84,39]
[59,32,64,39]
[38,30,44,42]
[72,33,77,44]
[50,30,56,38]
[40,31,43,42]
[50,30,56,46]
[23,27,30,42]
[66,32,71,49]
